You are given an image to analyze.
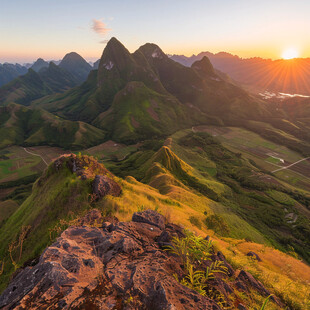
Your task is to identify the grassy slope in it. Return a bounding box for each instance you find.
[94,81,198,143]
[0,64,79,107]
[0,103,106,149]
[109,131,310,262]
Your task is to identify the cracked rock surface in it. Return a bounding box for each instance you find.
[0,210,221,310]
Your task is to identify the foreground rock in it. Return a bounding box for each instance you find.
[0,209,282,309]
[0,210,222,310]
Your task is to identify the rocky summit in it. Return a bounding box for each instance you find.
[0,210,281,310]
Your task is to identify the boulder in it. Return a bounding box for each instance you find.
[92,175,121,199]
[237,270,270,297]
[217,251,235,276]
[132,209,166,230]
[79,209,102,226]
[246,251,262,261]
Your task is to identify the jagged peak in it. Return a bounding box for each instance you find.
[33,58,47,63]
[30,58,49,72]
[151,146,192,173]
[191,56,216,76]
[137,43,167,60]
[60,52,89,65]
[98,37,133,72]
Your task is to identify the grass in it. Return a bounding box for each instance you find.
[0,200,19,223]
[266,190,296,206]
[0,103,106,150]
[0,146,68,184]
[0,147,44,183]
[217,239,310,310]
[191,125,310,191]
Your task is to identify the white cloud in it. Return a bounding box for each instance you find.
[92,19,111,36]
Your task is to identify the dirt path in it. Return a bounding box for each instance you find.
[271,157,310,173]
[22,147,48,166]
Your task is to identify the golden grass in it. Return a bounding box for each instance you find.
[215,239,310,309]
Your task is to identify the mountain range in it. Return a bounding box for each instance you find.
[0,52,93,88]
[171,52,310,96]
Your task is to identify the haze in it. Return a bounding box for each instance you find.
[1,0,310,63]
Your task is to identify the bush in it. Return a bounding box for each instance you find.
[205,215,230,236]
[189,216,202,229]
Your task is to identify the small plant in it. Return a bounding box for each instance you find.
[260,295,272,310]
[8,225,31,270]
[166,230,213,266]
[49,217,79,241]
[137,205,145,212]
[166,231,228,300]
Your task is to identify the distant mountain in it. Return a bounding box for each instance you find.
[171,53,310,95]
[0,63,27,87]
[59,52,92,83]
[93,59,100,69]
[30,58,49,72]
[0,62,80,106]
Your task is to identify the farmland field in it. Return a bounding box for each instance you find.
[192,125,310,191]
[0,146,69,183]
[85,140,140,161]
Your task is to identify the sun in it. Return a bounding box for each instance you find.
[282,48,299,60]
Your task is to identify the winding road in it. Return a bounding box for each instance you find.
[22,147,48,166]
[271,157,310,173]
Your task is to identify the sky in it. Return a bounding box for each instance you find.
[1,0,310,63]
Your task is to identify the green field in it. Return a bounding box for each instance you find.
[0,146,68,183]
[192,126,310,191]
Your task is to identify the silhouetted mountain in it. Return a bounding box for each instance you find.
[30,58,49,72]
[59,52,92,83]
[93,59,100,69]
[0,63,80,106]
[0,63,27,87]
[171,53,310,95]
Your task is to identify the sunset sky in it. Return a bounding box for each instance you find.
[1,0,310,63]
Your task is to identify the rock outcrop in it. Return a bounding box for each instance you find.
[0,210,222,309]
[92,175,121,199]
[53,154,122,200]
[0,210,281,309]
[246,251,262,262]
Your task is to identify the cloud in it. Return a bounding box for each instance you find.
[100,39,109,44]
[92,19,111,36]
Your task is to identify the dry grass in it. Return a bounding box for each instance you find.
[215,239,310,309]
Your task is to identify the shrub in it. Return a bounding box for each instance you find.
[189,216,202,229]
[205,215,230,236]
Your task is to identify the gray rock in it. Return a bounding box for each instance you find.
[132,209,165,230]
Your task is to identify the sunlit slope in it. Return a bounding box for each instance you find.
[109,131,310,262]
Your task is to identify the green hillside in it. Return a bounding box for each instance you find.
[0,63,79,106]
[0,103,106,149]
